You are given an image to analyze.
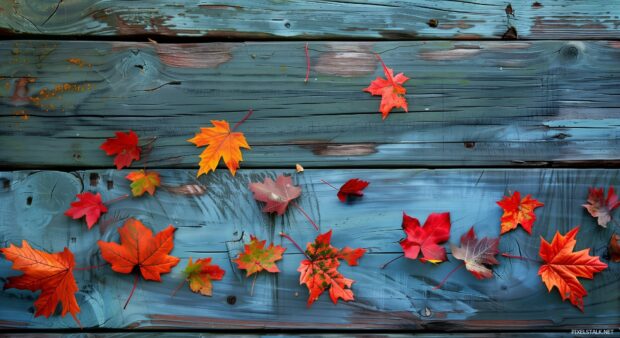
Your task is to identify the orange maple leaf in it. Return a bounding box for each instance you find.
[363,55,409,119]
[1,241,80,326]
[538,227,607,311]
[234,235,286,277]
[181,257,225,296]
[188,119,250,177]
[126,170,161,197]
[497,191,544,235]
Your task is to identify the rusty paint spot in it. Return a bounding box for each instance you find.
[29,82,92,111]
[419,46,481,61]
[66,58,91,68]
[156,43,233,68]
[315,43,376,77]
[452,33,483,40]
[502,26,518,40]
[89,173,100,187]
[300,142,377,156]
[427,19,439,28]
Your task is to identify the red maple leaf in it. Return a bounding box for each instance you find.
[583,186,620,227]
[249,175,301,215]
[65,192,108,229]
[100,130,141,170]
[538,227,607,311]
[297,230,365,306]
[399,212,451,263]
[363,55,409,119]
[451,227,500,279]
[337,178,369,202]
[496,191,544,235]
[1,241,80,326]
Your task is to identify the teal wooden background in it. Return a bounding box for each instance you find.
[0,0,619,335]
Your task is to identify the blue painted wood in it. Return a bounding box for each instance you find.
[2,1,620,40]
[0,169,618,330]
[1,40,620,169]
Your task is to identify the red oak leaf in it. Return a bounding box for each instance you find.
[538,227,608,311]
[583,186,620,227]
[451,227,500,279]
[65,192,108,229]
[1,241,80,326]
[399,212,451,263]
[497,191,544,235]
[297,230,366,306]
[249,175,301,215]
[337,178,369,202]
[100,130,141,170]
[234,235,286,277]
[363,55,409,119]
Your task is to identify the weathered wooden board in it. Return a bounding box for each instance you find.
[0,169,618,330]
[2,40,620,169]
[0,334,586,338]
[2,1,620,40]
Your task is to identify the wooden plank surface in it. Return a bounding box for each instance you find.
[2,40,620,169]
[2,1,620,40]
[0,169,618,330]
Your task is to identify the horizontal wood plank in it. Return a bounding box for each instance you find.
[1,40,620,169]
[0,169,618,330]
[2,1,620,40]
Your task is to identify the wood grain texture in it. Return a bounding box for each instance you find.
[1,1,620,40]
[0,169,618,330]
[1,40,620,169]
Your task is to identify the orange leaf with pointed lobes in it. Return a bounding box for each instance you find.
[188,120,250,177]
[363,55,409,119]
[182,257,225,296]
[126,170,161,197]
[497,191,544,235]
[234,235,286,277]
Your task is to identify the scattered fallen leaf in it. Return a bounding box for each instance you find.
[583,186,620,227]
[336,178,369,202]
[363,55,409,119]
[538,227,608,311]
[1,241,80,325]
[497,191,544,235]
[295,163,304,173]
[126,170,161,197]
[100,130,141,170]
[182,257,225,296]
[610,233,620,263]
[400,212,451,263]
[298,230,366,306]
[249,175,301,215]
[234,235,286,276]
[64,192,108,229]
[188,120,250,176]
[451,227,500,279]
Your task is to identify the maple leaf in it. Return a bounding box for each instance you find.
[451,227,500,279]
[538,227,607,311]
[1,241,80,325]
[363,55,409,119]
[187,120,250,177]
[297,230,366,306]
[182,257,225,296]
[98,218,180,281]
[583,186,620,227]
[65,192,108,229]
[497,191,544,235]
[336,178,369,202]
[249,175,301,215]
[399,212,451,263]
[234,235,286,277]
[610,233,620,263]
[126,170,161,197]
[100,130,141,170]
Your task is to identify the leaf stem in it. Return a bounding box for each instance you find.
[250,273,258,296]
[124,273,139,309]
[501,253,540,263]
[279,232,310,259]
[433,262,464,290]
[304,42,310,83]
[170,278,186,298]
[291,201,319,231]
[105,194,129,205]
[380,254,404,269]
[320,179,339,191]
[232,109,253,131]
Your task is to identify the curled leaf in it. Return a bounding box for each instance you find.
[337,178,369,202]
[583,186,620,228]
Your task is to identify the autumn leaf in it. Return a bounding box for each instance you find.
[451,227,500,279]
[583,186,620,227]
[181,257,225,296]
[399,212,451,263]
[188,119,250,177]
[497,191,544,235]
[363,55,409,119]
[538,227,607,311]
[336,178,369,202]
[1,241,80,326]
[65,192,108,229]
[100,130,141,170]
[126,170,161,197]
[234,235,286,277]
[249,175,301,215]
[297,230,366,306]
[609,233,620,263]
